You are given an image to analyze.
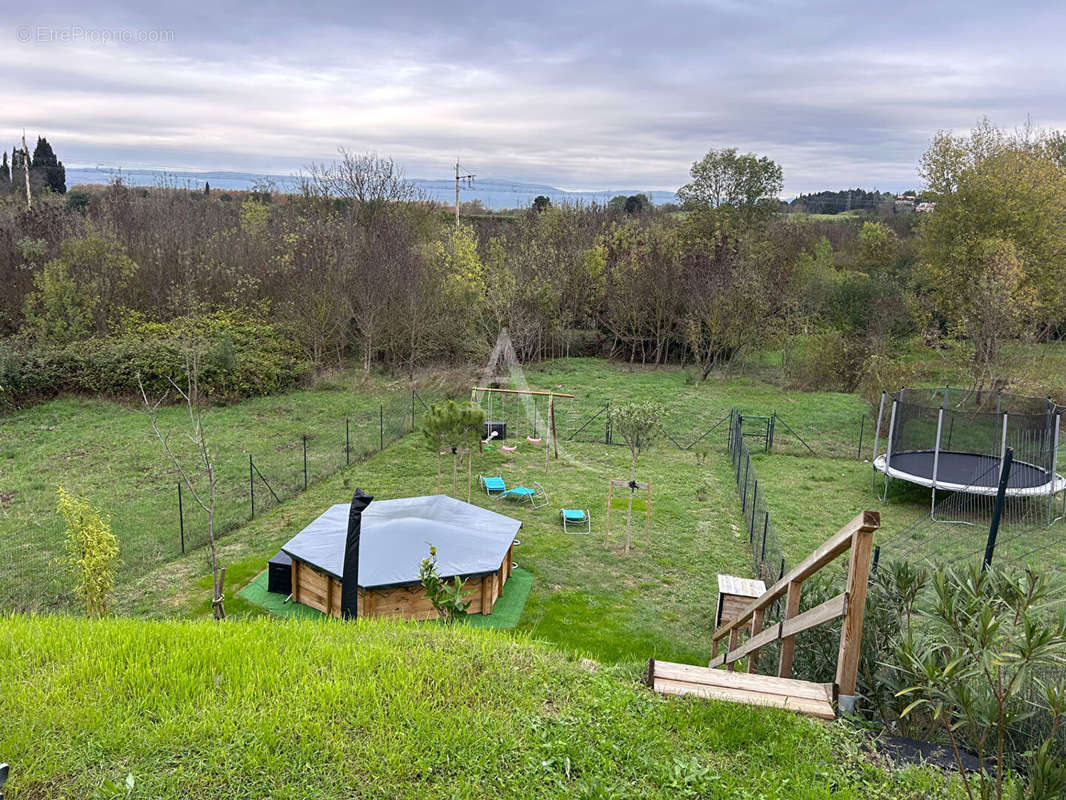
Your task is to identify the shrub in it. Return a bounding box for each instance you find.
[792,560,1066,799]
[784,330,871,392]
[419,546,471,623]
[856,354,922,407]
[894,564,1066,799]
[56,486,119,616]
[0,311,310,409]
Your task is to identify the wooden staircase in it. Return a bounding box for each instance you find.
[647,659,837,719]
[648,510,880,719]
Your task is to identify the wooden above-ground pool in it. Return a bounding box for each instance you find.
[279,495,521,621]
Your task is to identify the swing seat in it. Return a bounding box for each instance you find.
[526,436,542,444]
[561,508,591,533]
[499,481,549,509]
[479,475,506,495]
[501,445,518,453]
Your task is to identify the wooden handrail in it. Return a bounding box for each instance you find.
[712,510,879,644]
[708,510,879,709]
[709,592,848,668]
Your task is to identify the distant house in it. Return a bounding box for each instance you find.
[894,194,916,211]
[916,202,936,213]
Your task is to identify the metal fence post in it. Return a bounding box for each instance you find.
[411,390,416,433]
[760,514,769,564]
[178,482,185,555]
[249,454,255,519]
[303,435,308,491]
[857,415,865,460]
[345,417,350,466]
[749,480,758,541]
[741,454,750,512]
[379,405,384,452]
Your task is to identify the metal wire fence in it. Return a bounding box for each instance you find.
[727,410,788,584]
[4,390,430,613]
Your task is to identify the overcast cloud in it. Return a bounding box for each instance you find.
[3,0,1065,194]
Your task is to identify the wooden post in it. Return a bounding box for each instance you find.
[291,560,299,604]
[777,580,803,678]
[748,607,765,672]
[545,393,551,475]
[835,526,876,709]
[727,629,740,672]
[550,394,559,459]
[605,479,614,549]
[640,483,649,551]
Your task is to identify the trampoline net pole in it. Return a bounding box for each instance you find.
[931,407,945,519]
[882,399,898,501]
[1052,414,1062,525]
[998,412,1009,482]
[872,391,886,463]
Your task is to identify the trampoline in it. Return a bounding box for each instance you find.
[873,451,1065,497]
[871,387,1065,517]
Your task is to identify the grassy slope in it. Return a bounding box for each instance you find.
[0,371,423,611]
[0,615,961,800]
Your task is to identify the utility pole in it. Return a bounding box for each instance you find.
[20,131,32,210]
[454,158,475,228]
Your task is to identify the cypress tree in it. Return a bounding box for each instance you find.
[204,181,210,195]
[31,136,66,194]
[0,151,9,185]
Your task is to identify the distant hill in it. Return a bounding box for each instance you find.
[65,166,678,210]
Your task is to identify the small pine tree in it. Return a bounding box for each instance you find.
[0,151,9,185]
[204,181,210,196]
[421,400,486,497]
[56,486,119,616]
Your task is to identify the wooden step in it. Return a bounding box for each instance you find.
[647,659,837,720]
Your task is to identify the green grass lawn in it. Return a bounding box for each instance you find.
[0,614,964,800]
[0,372,429,612]
[13,354,1042,654]
[115,358,896,666]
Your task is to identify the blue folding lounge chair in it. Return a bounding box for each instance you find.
[560,508,591,534]
[479,475,506,495]
[499,481,548,510]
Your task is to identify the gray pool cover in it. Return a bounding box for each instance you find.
[281,495,522,588]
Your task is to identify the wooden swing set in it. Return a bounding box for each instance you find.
[471,387,575,473]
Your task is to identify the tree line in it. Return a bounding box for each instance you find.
[1,122,1065,408]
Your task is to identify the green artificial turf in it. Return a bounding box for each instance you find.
[465,567,534,629]
[236,569,325,620]
[237,566,534,630]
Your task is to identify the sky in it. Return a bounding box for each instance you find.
[4,0,1065,196]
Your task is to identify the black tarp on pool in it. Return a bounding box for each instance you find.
[281,495,522,589]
